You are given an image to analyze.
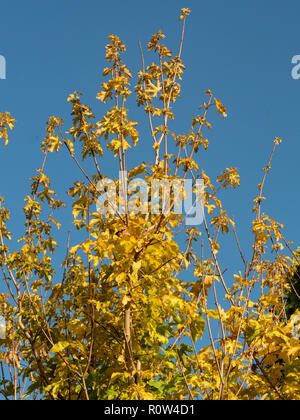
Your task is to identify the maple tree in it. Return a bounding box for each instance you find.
[0,9,299,400]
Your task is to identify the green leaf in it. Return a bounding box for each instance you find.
[191,315,206,342]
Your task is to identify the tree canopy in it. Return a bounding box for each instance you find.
[0,9,299,400]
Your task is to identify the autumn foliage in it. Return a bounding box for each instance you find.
[0,9,299,400]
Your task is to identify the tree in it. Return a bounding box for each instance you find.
[0,8,299,400]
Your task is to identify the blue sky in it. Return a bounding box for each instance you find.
[0,0,300,282]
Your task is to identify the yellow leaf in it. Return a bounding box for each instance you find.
[50,341,70,353]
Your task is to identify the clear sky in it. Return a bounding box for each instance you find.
[0,0,300,282]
